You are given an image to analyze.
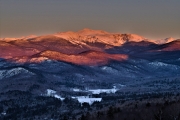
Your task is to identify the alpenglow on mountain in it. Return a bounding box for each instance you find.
[0,28,180,81]
[0,28,179,64]
[0,29,180,119]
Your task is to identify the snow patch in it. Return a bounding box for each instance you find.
[47,89,56,95]
[149,62,168,67]
[1,112,6,115]
[54,95,65,101]
[72,88,81,92]
[88,88,118,94]
[45,89,64,101]
[72,96,102,105]
[101,66,119,74]
[154,37,175,44]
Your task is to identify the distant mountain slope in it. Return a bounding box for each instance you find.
[40,50,128,66]
[154,39,180,51]
[0,29,179,67]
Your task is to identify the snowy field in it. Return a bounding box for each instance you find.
[72,96,102,105]
[45,89,102,105]
[88,88,118,94]
[45,89,65,101]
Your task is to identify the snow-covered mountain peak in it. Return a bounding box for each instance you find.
[54,29,146,46]
[0,38,20,41]
[153,37,175,44]
[0,35,37,41]
[128,34,145,41]
[165,37,175,43]
[22,35,37,40]
[1,29,178,47]
[77,28,109,35]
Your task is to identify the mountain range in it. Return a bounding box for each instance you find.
[0,28,180,92]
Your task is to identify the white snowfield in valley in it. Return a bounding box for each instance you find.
[72,88,81,92]
[46,89,65,101]
[72,96,102,105]
[88,88,118,94]
[45,89,111,105]
[72,86,121,94]
[45,89,102,105]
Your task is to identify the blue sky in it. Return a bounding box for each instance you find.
[0,0,180,39]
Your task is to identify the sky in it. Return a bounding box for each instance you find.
[0,0,180,39]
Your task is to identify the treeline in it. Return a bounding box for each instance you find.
[0,90,81,120]
[79,98,180,120]
[1,90,180,120]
